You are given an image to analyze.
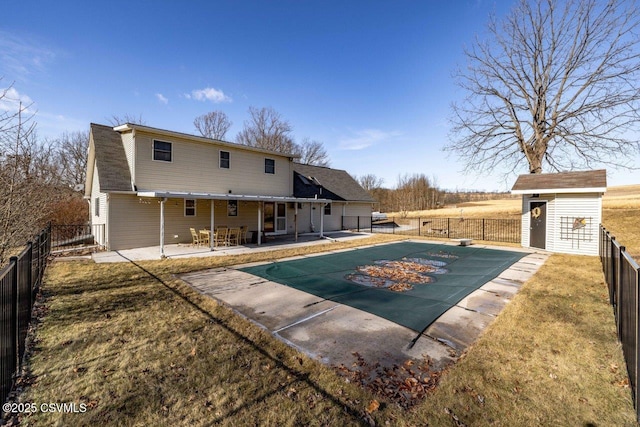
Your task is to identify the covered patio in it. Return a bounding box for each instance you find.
[92,231,372,263]
[137,191,333,258]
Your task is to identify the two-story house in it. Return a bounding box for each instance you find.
[85,123,375,252]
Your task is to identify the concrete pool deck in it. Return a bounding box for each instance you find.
[179,240,549,375]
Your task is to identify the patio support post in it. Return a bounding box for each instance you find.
[294,202,298,242]
[210,200,215,250]
[320,203,325,238]
[257,202,262,245]
[160,197,167,258]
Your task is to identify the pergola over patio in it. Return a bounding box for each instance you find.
[137,191,333,258]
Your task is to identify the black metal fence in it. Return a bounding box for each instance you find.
[51,224,104,252]
[0,225,51,405]
[600,225,640,422]
[341,216,372,232]
[367,216,521,244]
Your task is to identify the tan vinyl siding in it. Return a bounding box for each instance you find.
[133,131,292,196]
[122,131,135,184]
[89,162,108,247]
[107,196,264,250]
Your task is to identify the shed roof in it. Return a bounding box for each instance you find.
[511,169,607,194]
[293,163,375,202]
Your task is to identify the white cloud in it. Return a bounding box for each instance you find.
[185,87,232,103]
[0,86,34,113]
[156,93,169,104]
[338,128,402,150]
[0,31,56,80]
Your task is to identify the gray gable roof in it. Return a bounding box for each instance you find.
[511,169,607,194]
[293,163,375,202]
[90,123,133,192]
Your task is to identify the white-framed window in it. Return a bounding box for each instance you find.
[324,203,331,215]
[265,158,275,174]
[94,197,100,217]
[153,140,172,162]
[220,150,230,169]
[185,199,196,217]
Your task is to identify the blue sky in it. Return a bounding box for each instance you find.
[2,1,639,191]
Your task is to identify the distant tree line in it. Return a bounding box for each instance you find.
[356,173,510,214]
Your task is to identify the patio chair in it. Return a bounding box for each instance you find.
[227,227,241,246]
[199,229,210,247]
[239,226,249,244]
[214,227,228,247]
[190,228,201,246]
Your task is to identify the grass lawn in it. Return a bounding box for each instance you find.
[10,186,640,425]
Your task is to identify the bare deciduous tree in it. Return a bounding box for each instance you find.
[448,0,640,175]
[296,138,330,166]
[55,130,89,190]
[0,84,61,264]
[236,106,297,154]
[194,110,232,140]
[357,174,385,192]
[107,114,146,127]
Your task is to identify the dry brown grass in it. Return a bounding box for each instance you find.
[408,254,634,426]
[602,184,640,258]
[389,198,522,219]
[12,218,639,425]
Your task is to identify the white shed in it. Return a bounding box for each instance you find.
[511,170,607,256]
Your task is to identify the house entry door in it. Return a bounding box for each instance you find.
[529,201,546,249]
[264,202,286,234]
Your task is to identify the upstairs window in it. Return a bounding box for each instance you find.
[220,151,230,169]
[153,140,172,162]
[94,197,100,217]
[185,199,196,217]
[265,158,275,174]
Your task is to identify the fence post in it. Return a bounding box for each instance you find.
[27,241,33,309]
[357,216,360,232]
[418,217,421,236]
[447,218,450,236]
[10,256,19,371]
[617,245,626,338]
[482,219,485,241]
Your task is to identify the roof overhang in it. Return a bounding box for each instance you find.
[137,191,332,204]
[511,187,607,195]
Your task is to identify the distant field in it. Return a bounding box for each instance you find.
[386,184,640,257]
[602,185,640,258]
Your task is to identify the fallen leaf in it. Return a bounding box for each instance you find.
[366,399,380,413]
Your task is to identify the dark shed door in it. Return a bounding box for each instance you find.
[529,201,546,249]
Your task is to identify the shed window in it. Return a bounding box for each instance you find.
[220,151,230,169]
[153,140,172,162]
[185,199,196,217]
[265,158,275,174]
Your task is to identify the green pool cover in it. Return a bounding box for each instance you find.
[239,241,526,332]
